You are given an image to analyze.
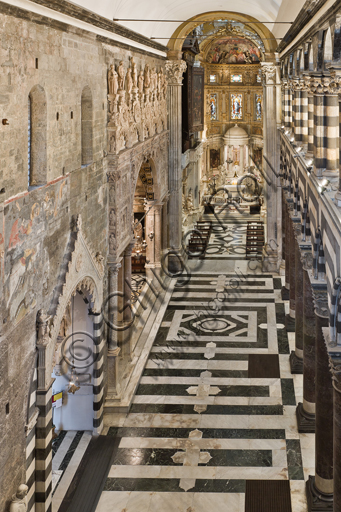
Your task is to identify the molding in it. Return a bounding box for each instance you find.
[0,0,167,55]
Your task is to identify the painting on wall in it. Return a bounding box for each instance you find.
[210,94,217,120]
[210,149,220,169]
[255,94,262,121]
[206,37,261,64]
[192,68,204,131]
[231,93,243,120]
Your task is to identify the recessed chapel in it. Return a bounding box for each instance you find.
[1,0,341,511]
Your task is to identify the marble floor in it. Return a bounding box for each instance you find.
[96,216,312,512]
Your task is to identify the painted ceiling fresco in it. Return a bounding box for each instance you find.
[206,37,261,64]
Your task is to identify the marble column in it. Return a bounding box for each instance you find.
[311,75,325,176]
[329,355,341,512]
[285,211,296,332]
[290,224,304,373]
[325,85,340,174]
[301,88,309,146]
[306,293,333,511]
[121,241,135,358]
[154,204,162,268]
[144,201,155,279]
[107,261,121,397]
[293,82,302,142]
[261,62,281,272]
[306,78,314,156]
[165,59,187,272]
[239,145,244,171]
[327,67,341,205]
[281,201,290,300]
[296,268,316,433]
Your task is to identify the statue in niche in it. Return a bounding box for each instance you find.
[108,64,118,95]
[157,70,163,94]
[186,191,194,211]
[117,61,125,91]
[133,218,143,240]
[36,309,51,346]
[138,71,144,94]
[162,72,167,98]
[109,233,116,252]
[131,57,138,89]
[144,65,151,89]
[109,209,116,228]
[126,68,133,94]
[10,484,28,512]
[59,303,71,338]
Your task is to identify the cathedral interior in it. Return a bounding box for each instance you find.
[2,0,341,511]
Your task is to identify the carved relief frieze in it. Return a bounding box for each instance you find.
[107,59,168,155]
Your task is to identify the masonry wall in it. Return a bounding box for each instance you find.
[0,5,167,510]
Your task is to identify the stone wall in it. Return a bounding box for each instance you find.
[0,6,168,511]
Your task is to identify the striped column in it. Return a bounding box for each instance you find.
[26,363,38,512]
[301,200,307,241]
[293,83,302,141]
[301,89,308,145]
[93,310,104,434]
[291,83,296,135]
[283,82,291,129]
[329,278,341,344]
[313,228,322,280]
[35,384,53,512]
[307,89,314,155]
[325,87,340,172]
[312,76,326,175]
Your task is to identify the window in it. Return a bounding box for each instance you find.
[81,86,93,166]
[231,93,242,120]
[28,85,47,188]
[210,74,216,83]
[231,74,242,83]
[210,94,217,120]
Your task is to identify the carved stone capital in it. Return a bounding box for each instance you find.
[309,76,327,94]
[261,63,276,85]
[165,60,187,85]
[301,251,313,271]
[107,171,120,183]
[313,289,329,318]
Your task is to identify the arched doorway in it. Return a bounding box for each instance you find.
[52,290,95,431]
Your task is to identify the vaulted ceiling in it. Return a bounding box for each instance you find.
[69,0,307,45]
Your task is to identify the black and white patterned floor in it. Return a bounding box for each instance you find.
[96,220,310,512]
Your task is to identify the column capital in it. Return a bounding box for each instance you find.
[124,240,136,257]
[165,60,187,85]
[108,260,121,276]
[260,62,276,85]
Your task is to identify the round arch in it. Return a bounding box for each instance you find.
[167,11,277,57]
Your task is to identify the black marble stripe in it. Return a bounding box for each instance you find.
[149,352,249,360]
[136,384,270,397]
[129,403,283,415]
[142,369,249,378]
[286,439,304,480]
[104,477,246,493]
[53,431,85,495]
[281,379,296,406]
[112,447,272,467]
[26,424,36,445]
[52,430,67,457]
[35,483,52,503]
[107,427,286,439]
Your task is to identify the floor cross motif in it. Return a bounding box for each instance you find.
[171,429,212,492]
[186,370,221,413]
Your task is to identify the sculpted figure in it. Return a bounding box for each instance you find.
[151,67,157,91]
[186,192,194,211]
[144,64,151,89]
[109,233,116,252]
[10,484,28,512]
[131,57,138,89]
[126,68,133,94]
[133,218,143,240]
[108,64,118,95]
[162,72,168,98]
[117,61,125,91]
[37,309,50,345]
[138,71,144,94]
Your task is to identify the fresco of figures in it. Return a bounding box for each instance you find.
[206,37,261,64]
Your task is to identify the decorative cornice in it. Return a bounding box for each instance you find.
[165,60,187,86]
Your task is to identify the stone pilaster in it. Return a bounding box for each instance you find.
[165,59,187,272]
[327,66,341,205]
[106,261,122,398]
[261,62,281,272]
[329,355,341,512]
